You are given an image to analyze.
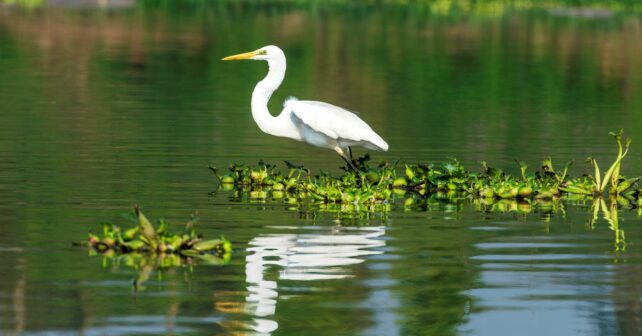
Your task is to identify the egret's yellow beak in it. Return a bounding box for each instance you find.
[222,50,262,61]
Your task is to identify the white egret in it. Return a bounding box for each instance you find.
[222,45,388,171]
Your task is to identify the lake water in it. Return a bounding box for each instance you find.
[1,2,642,335]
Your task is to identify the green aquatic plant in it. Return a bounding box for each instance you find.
[81,207,232,290]
[562,130,639,197]
[84,206,232,261]
[211,131,642,209]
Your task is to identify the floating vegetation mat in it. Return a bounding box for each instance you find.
[78,206,232,288]
[210,131,642,210]
[85,206,231,256]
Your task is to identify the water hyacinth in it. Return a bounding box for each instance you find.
[210,131,642,208]
[84,206,232,262]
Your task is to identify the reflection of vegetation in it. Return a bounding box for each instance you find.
[211,131,641,208]
[91,249,229,291]
[590,198,627,251]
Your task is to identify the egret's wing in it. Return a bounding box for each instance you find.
[284,97,388,151]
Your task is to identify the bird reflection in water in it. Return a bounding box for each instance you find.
[216,226,386,335]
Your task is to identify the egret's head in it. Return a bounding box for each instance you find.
[222,45,283,62]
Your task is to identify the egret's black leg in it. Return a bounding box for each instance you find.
[340,155,362,189]
[340,154,360,174]
[347,146,359,170]
[338,154,363,188]
[335,146,362,179]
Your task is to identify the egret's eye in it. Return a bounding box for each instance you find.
[257,50,267,56]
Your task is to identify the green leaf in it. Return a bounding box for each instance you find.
[135,206,158,249]
[192,239,225,252]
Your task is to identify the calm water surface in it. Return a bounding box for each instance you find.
[1,3,642,335]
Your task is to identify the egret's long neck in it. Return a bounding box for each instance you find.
[251,56,290,137]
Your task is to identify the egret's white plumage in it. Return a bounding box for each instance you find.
[222,45,388,168]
